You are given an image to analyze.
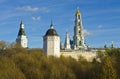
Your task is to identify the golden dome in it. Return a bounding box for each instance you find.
[76,10,80,15]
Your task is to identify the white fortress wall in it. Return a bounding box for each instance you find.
[61,50,97,62]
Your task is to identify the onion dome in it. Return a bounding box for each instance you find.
[76,10,80,15]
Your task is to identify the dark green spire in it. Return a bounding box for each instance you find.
[18,21,26,36]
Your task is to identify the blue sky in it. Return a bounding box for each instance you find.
[0,0,120,48]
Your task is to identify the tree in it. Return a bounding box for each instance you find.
[100,57,118,79]
[0,57,26,79]
[0,41,7,50]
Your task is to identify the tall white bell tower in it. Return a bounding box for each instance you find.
[73,9,86,50]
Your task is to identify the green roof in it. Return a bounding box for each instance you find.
[18,28,26,36]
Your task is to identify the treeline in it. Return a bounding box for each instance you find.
[0,41,120,79]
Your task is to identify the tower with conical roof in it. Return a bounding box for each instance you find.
[64,32,71,50]
[73,9,86,50]
[43,22,60,57]
[16,21,28,48]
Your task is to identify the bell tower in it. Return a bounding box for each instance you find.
[73,9,86,50]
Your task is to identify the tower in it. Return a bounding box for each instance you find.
[43,22,60,57]
[73,9,86,50]
[64,32,71,50]
[16,21,28,48]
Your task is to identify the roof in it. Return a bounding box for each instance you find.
[18,21,26,36]
[45,29,59,36]
[18,28,26,36]
[45,23,59,36]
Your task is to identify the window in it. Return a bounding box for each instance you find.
[79,41,81,45]
[79,31,81,34]
[78,15,80,19]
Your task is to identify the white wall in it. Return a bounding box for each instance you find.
[16,35,28,48]
[43,36,60,57]
[61,50,97,62]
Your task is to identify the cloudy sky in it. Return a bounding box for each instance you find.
[0,0,120,48]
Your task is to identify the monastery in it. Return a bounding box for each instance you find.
[16,9,98,61]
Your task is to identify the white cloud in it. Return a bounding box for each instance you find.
[16,6,50,13]
[16,6,39,12]
[32,16,41,21]
[83,29,92,37]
